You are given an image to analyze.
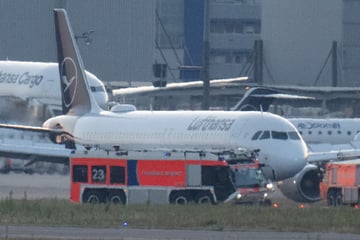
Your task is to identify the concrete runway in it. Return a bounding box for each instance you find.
[0,173,359,240]
[1,225,360,240]
[0,173,69,200]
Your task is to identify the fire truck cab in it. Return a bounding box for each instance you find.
[225,150,274,205]
[320,159,360,206]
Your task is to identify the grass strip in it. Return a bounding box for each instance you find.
[0,198,359,234]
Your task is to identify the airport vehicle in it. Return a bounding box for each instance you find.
[229,154,274,205]
[70,150,238,204]
[319,159,360,206]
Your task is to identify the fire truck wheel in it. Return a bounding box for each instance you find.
[327,191,336,206]
[108,191,126,205]
[334,192,342,206]
[83,190,102,204]
[260,199,272,206]
[171,192,188,205]
[196,192,213,204]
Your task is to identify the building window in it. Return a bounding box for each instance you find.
[244,24,255,34]
[210,19,261,34]
[210,50,251,64]
[225,53,232,63]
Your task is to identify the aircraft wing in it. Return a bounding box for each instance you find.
[250,93,314,100]
[0,126,74,164]
[231,87,314,111]
[0,123,74,140]
[113,77,248,96]
[307,147,360,164]
[0,140,72,164]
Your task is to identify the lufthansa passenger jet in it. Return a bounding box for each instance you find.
[0,9,308,182]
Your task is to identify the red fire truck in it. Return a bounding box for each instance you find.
[320,159,360,206]
[70,150,239,204]
[226,151,274,205]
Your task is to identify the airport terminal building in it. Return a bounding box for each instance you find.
[0,0,261,87]
[0,0,360,112]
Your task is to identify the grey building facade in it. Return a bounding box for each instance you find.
[262,0,360,87]
[0,0,157,87]
[3,0,357,89]
[0,0,261,88]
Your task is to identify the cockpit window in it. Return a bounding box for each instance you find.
[251,131,263,140]
[252,130,301,141]
[259,131,270,140]
[288,131,301,140]
[271,131,288,140]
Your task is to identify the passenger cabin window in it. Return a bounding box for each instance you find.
[72,165,88,183]
[271,131,288,140]
[91,165,106,183]
[259,131,270,140]
[251,131,262,140]
[110,166,125,184]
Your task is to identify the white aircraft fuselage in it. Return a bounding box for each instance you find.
[0,60,108,108]
[0,9,309,185]
[289,118,360,144]
[44,110,308,180]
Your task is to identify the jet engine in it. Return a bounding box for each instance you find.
[278,164,321,202]
[45,123,76,149]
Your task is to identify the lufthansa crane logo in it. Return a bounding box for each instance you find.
[60,57,78,108]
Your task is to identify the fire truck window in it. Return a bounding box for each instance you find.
[110,166,125,184]
[72,165,88,183]
[91,165,106,183]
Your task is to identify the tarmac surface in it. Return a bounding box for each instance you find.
[0,173,359,240]
[1,225,360,240]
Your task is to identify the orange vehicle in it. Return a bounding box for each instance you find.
[319,159,360,206]
[70,150,238,204]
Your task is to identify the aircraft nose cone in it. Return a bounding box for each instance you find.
[289,156,307,176]
[268,145,307,181]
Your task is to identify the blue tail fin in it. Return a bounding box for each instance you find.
[53,9,101,115]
